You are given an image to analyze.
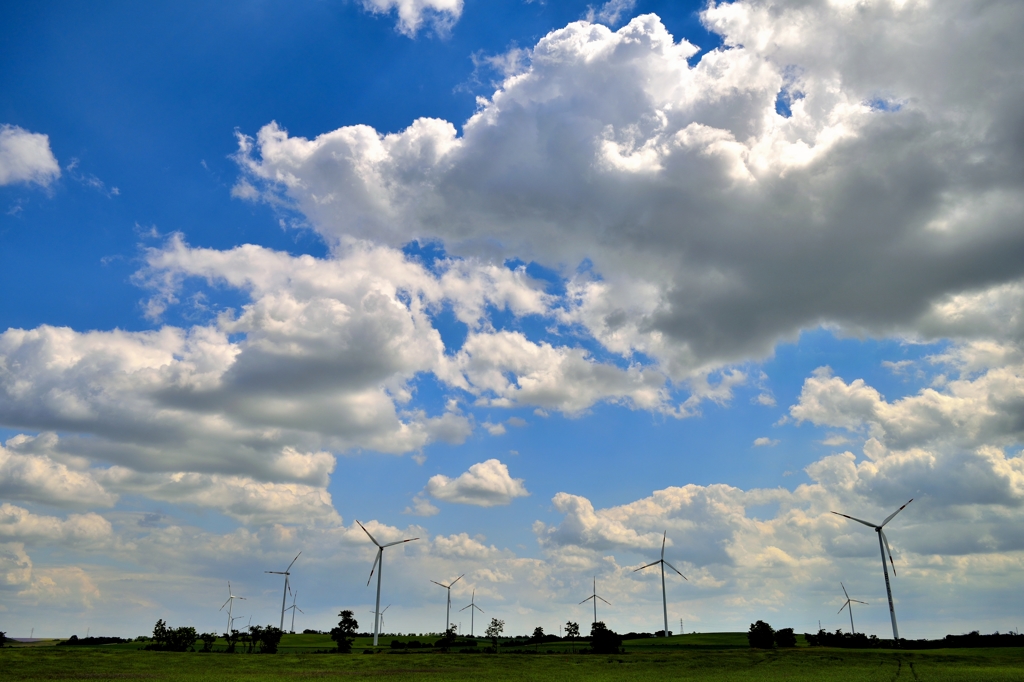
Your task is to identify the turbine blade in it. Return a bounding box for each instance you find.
[841,582,850,600]
[220,597,231,611]
[579,596,595,604]
[474,604,484,613]
[356,520,381,547]
[381,605,390,614]
[881,529,897,577]
[382,537,419,548]
[597,596,611,605]
[661,531,667,560]
[880,499,914,527]
[451,573,464,586]
[285,551,301,573]
[831,511,878,528]
[430,580,446,588]
[838,601,850,615]
[852,600,868,605]
[460,604,472,612]
[664,561,687,580]
[366,548,381,586]
[296,607,304,614]
[633,561,660,572]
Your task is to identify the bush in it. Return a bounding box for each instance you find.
[198,632,217,652]
[589,621,623,654]
[748,620,775,649]
[775,628,796,647]
[145,620,198,652]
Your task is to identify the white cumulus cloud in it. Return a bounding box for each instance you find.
[0,124,60,187]
[424,459,529,507]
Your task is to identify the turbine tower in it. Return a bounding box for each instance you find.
[286,590,304,634]
[579,576,610,626]
[219,581,246,634]
[831,499,913,641]
[265,552,301,631]
[838,582,867,634]
[459,589,485,637]
[430,574,464,633]
[634,530,687,636]
[357,520,419,646]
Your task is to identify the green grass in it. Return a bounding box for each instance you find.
[3,641,1023,681]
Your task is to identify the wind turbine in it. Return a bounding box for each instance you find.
[219,581,246,634]
[356,520,419,646]
[838,582,868,634]
[265,551,301,631]
[286,591,304,633]
[579,576,610,626]
[831,499,913,640]
[368,605,390,632]
[634,530,687,636]
[459,590,485,637]
[430,574,464,633]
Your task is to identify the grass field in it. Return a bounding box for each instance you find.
[4,634,1023,681]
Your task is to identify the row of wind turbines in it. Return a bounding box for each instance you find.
[219,500,914,643]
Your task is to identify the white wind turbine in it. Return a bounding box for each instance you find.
[286,591,304,634]
[219,581,246,634]
[838,582,868,634]
[356,520,419,646]
[368,605,390,632]
[430,574,464,633]
[459,589,484,637]
[265,551,301,631]
[832,499,913,640]
[634,530,687,637]
[579,576,610,626]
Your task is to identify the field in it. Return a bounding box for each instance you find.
[4,633,1024,680]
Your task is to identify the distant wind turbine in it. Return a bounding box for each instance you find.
[368,605,390,632]
[579,576,610,626]
[286,591,304,634]
[832,499,913,640]
[459,589,484,637]
[838,582,868,634]
[430,574,464,633]
[265,551,301,631]
[634,530,687,637]
[357,520,419,646]
[219,581,246,634]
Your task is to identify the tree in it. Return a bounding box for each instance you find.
[774,627,796,648]
[330,610,359,653]
[146,619,198,652]
[565,621,579,653]
[531,626,545,652]
[589,621,622,654]
[435,624,458,652]
[198,632,217,652]
[484,618,504,653]
[748,620,775,649]
[222,629,239,653]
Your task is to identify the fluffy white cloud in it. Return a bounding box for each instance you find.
[0,504,113,546]
[236,2,1024,379]
[0,435,116,508]
[360,0,463,36]
[424,458,529,507]
[0,124,60,187]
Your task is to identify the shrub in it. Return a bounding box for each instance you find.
[775,628,796,647]
[748,620,775,649]
[589,621,623,654]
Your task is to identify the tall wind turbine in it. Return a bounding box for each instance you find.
[265,552,301,631]
[286,591,304,634]
[357,520,419,646]
[459,590,484,637]
[634,530,687,636]
[219,581,246,634]
[579,576,610,626]
[430,574,464,633]
[832,499,913,640]
[838,582,867,634]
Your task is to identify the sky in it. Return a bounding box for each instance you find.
[2,0,1024,641]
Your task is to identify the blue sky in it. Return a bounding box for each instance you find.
[2,0,1024,641]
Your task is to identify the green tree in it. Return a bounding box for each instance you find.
[589,621,622,654]
[531,626,545,651]
[484,618,504,653]
[146,619,198,652]
[0,630,7,648]
[748,620,775,648]
[774,627,796,647]
[565,621,579,653]
[198,632,217,652]
[330,610,359,653]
